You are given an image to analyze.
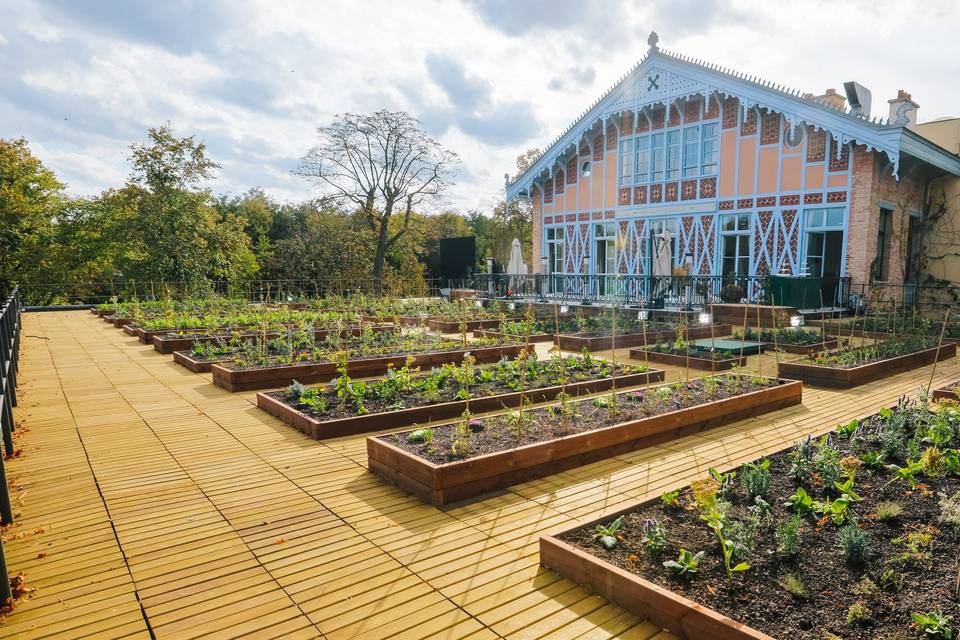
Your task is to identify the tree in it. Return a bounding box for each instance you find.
[123,125,257,289]
[295,111,459,293]
[0,138,64,295]
[489,148,540,267]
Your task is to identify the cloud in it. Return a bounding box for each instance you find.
[547,65,596,91]
[424,52,540,146]
[42,0,234,55]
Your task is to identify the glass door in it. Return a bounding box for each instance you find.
[593,222,616,298]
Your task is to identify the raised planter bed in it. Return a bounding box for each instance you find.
[152,324,397,354]
[557,324,732,352]
[172,350,228,373]
[474,329,555,343]
[427,317,502,332]
[628,349,747,371]
[767,338,844,355]
[258,368,666,439]
[368,377,801,506]
[778,342,956,388]
[932,383,960,402]
[211,343,525,392]
[104,315,133,327]
[540,535,769,640]
[542,400,960,639]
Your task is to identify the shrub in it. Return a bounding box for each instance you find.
[720,283,745,303]
[839,525,871,566]
[775,515,802,557]
[877,568,903,593]
[875,501,903,522]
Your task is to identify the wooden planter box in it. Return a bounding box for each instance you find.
[363,314,441,327]
[258,368,666,440]
[932,384,959,402]
[768,338,843,355]
[368,378,802,506]
[557,324,732,352]
[628,349,747,371]
[152,324,398,354]
[540,518,773,640]
[778,342,956,388]
[474,329,555,343]
[105,315,133,327]
[211,344,525,393]
[172,350,228,373]
[427,317,501,332]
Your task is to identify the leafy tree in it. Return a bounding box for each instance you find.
[295,110,459,293]
[122,125,257,290]
[0,138,64,295]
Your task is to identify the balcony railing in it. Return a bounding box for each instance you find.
[0,286,23,601]
[467,274,851,310]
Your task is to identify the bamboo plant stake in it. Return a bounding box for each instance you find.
[755,298,763,377]
[770,291,780,375]
[737,304,749,385]
[819,289,827,352]
[610,293,618,414]
[926,308,952,395]
[639,305,651,391]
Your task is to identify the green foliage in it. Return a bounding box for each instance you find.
[662,548,704,577]
[838,524,871,566]
[779,572,808,599]
[406,428,433,444]
[939,492,960,528]
[912,611,954,638]
[593,516,624,549]
[739,458,771,500]
[784,487,815,515]
[775,515,802,557]
[846,602,871,625]
[640,519,668,556]
[659,489,681,507]
[874,501,903,522]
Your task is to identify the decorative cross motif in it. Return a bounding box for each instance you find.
[647,73,660,91]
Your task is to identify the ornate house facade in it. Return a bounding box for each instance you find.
[506,34,960,305]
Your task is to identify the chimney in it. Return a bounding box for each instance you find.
[814,88,846,111]
[887,90,919,129]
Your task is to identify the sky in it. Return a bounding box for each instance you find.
[1,0,958,213]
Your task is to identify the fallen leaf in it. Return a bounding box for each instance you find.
[275,538,286,544]
[37,553,46,559]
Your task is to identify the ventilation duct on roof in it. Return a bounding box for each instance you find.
[843,81,872,118]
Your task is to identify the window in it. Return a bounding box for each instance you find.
[874,208,892,281]
[905,212,923,283]
[634,135,650,183]
[666,130,681,180]
[546,227,565,274]
[619,139,633,186]
[720,213,751,277]
[650,133,665,183]
[701,123,719,175]
[804,207,845,278]
[594,223,617,275]
[580,160,592,178]
[805,207,844,229]
[682,126,699,177]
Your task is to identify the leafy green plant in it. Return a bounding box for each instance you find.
[640,519,668,556]
[838,524,870,567]
[708,467,737,499]
[406,428,433,444]
[874,501,903,522]
[775,515,802,557]
[659,489,681,507]
[784,487,815,515]
[662,548,704,577]
[593,516,624,550]
[846,602,871,626]
[912,611,954,638]
[836,418,859,439]
[779,572,808,599]
[739,458,771,501]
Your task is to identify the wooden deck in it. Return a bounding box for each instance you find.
[3,311,959,639]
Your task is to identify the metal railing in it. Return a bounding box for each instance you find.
[0,286,22,602]
[467,274,852,309]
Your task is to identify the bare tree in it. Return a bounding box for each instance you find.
[295,111,459,293]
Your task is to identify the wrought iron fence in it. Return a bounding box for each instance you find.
[0,287,22,601]
[467,274,852,310]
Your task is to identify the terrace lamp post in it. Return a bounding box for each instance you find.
[539,256,548,302]
[581,250,591,306]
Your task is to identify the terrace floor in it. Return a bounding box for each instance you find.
[3,311,959,639]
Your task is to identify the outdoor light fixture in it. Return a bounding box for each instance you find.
[698,312,712,325]
[560,304,569,314]
[508,302,516,311]
[638,310,649,321]
[475,300,483,308]
[790,315,804,328]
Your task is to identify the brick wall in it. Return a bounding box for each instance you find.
[847,145,927,291]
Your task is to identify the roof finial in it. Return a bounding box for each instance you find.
[647,31,659,53]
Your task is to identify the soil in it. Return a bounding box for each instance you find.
[737,328,827,346]
[269,360,644,420]
[559,400,960,640]
[647,344,739,360]
[387,375,775,465]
